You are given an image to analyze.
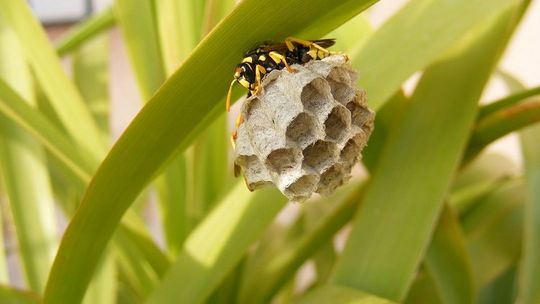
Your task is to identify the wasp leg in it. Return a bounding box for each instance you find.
[231,111,245,150]
[235,112,245,129]
[253,64,267,96]
[226,79,237,112]
[268,51,296,73]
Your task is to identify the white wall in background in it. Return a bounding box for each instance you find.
[29,0,89,23]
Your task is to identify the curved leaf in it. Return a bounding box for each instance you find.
[331,5,521,300]
[0,0,105,157]
[146,185,285,303]
[43,0,378,303]
[56,7,115,56]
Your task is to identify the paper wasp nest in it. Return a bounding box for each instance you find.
[234,55,374,202]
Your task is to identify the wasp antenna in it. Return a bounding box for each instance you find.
[226,79,236,112]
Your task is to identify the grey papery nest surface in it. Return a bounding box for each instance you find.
[234,55,375,202]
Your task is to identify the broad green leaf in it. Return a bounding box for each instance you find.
[56,7,115,56]
[72,31,115,304]
[154,162,190,255]
[404,271,442,304]
[207,257,246,304]
[478,267,517,304]
[43,0,379,302]
[83,252,116,304]
[238,181,365,304]
[154,0,216,254]
[113,230,160,299]
[517,117,540,303]
[0,15,57,292]
[349,0,519,110]
[463,180,524,288]
[298,285,396,304]
[191,114,230,223]
[466,97,540,162]
[0,0,105,158]
[116,0,193,258]
[0,285,40,304]
[191,0,235,235]
[361,91,409,172]
[146,185,286,304]
[331,5,521,300]
[450,154,517,214]
[461,179,524,239]
[424,206,475,304]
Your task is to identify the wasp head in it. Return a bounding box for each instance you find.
[227,62,255,112]
[234,63,255,90]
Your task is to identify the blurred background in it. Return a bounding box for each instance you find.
[2,0,538,298]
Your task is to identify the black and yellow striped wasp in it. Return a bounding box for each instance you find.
[227,37,336,147]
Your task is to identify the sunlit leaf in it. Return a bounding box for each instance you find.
[331,5,521,300]
[43,0,379,302]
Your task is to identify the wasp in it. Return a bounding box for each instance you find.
[227,37,336,148]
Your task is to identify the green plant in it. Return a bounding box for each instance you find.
[0,0,538,303]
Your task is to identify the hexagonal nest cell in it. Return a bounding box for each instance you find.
[233,54,375,202]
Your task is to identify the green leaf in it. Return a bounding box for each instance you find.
[201,0,236,35]
[450,154,517,214]
[404,271,443,304]
[463,179,524,288]
[73,32,110,137]
[478,85,540,119]
[43,0,378,302]
[0,80,166,301]
[115,0,166,100]
[298,285,396,304]
[517,115,540,303]
[191,115,230,224]
[349,0,519,110]
[0,79,95,183]
[330,5,521,300]
[478,267,517,304]
[191,0,235,233]
[0,0,105,158]
[326,13,371,53]
[72,31,115,304]
[156,0,204,70]
[0,285,40,304]
[0,196,7,284]
[56,7,115,56]
[361,91,409,172]
[238,181,365,304]
[424,206,475,304]
[83,252,116,304]
[0,16,57,291]
[466,97,540,162]
[146,185,286,303]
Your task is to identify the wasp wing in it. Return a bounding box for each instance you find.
[259,38,336,53]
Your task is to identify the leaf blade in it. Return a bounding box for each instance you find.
[43,1,379,302]
[331,4,521,300]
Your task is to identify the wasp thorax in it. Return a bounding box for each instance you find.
[233,54,375,202]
